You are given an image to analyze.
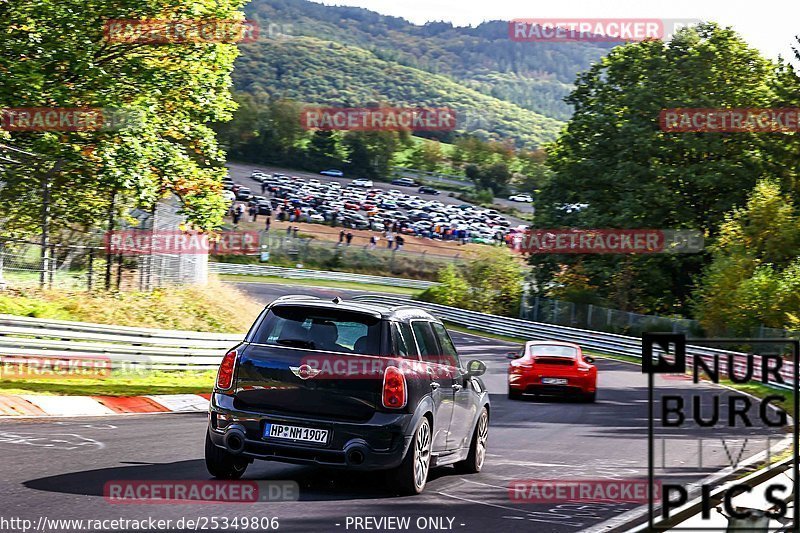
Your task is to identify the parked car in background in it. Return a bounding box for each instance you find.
[418,186,440,195]
[222,190,235,203]
[229,165,515,244]
[205,295,490,495]
[509,193,534,203]
[352,178,373,188]
[343,213,370,229]
[247,197,272,215]
[320,169,344,177]
[235,186,253,201]
[507,341,597,402]
[391,177,416,186]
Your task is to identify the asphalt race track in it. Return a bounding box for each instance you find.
[0,284,788,533]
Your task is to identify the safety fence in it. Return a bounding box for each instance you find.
[351,295,797,391]
[209,262,436,289]
[523,295,800,340]
[0,238,105,291]
[2,297,795,391]
[0,314,240,371]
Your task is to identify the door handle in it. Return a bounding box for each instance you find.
[430,382,440,390]
[452,384,463,392]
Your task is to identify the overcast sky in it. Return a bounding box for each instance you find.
[318,0,799,65]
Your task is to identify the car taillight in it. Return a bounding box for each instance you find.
[216,349,238,390]
[382,366,407,409]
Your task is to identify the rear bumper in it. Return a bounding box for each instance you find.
[509,374,596,396]
[208,393,413,470]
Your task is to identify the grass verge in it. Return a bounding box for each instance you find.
[0,371,216,397]
[443,322,526,344]
[219,274,422,296]
[0,281,260,333]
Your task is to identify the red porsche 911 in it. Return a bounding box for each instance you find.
[507,341,597,402]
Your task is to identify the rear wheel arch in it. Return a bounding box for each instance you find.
[423,411,434,433]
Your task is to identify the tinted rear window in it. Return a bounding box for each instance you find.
[529,345,578,357]
[252,305,382,355]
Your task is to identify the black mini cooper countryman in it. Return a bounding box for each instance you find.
[205,295,490,494]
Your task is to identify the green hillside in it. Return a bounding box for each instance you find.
[232,0,614,148]
[235,37,565,147]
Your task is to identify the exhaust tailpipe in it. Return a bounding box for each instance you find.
[224,425,246,454]
[345,444,367,466]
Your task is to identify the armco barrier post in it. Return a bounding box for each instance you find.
[0,241,6,290]
[48,244,56,288]
[87,247,94,291]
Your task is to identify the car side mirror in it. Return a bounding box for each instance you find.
[466,360,486,377]
[584,356,595,364]
[507,351,521,360]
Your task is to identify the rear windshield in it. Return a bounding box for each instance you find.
[251,305,382,355]
[529,345,578,358]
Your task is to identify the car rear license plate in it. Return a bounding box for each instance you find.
[542,378,568,385]
[264,423,328,444]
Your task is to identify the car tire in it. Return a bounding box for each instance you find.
[392,416,432,495]
[583,392,596,403]
[507,387,522,400]
[205,431,249,480]
[453,407,489,474]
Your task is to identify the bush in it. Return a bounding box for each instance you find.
[0,281,262,333]
[417,248,524,316]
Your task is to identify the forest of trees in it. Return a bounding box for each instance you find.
[532,23,800,335]
[0,0,239,235]
[214,94,551,196]
[4,0,799,338]
[233,37,564,148]
[238,0,611,123]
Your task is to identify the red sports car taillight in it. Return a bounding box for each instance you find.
[511,363,533,374]
[382,366,407,409]
[216,349,238,390]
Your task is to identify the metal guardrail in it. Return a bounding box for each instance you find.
[0,314,241,370]
[209,262,437,289]
[351,295,796,390]
[1,295,795,385]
